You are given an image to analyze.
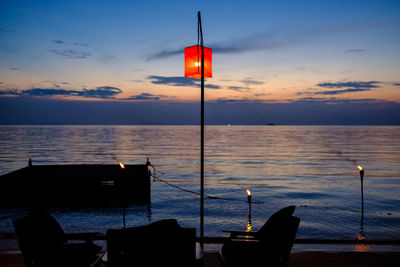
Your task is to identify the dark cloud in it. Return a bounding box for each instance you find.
[73,42,90,47]
[53,40,65,44]
[126,93,167,101]
[0,86,122,99]
[346,49,365,53]
[9,67,20,71]
[0,89,19,96]
[241,78,264,85]
[393,83,400,87]
[317,88,370,95]
[21,88,79,97]
[147,48,183,60]
[78,86,122,98]
[296,81,382,96]
[227,86,250,92]
[148,75,197,87]
[147,75,221,89]
[316,81,380,89]
[49,49,91,59]
[298,88,370,96]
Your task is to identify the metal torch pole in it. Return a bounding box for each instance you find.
[360,169,364,229]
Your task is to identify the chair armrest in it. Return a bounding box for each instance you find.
[222,230,257,239]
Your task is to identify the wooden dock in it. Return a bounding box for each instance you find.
[0,161,151,207]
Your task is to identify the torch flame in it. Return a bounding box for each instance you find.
[119,162,125,169]
[245,189,251,196]
[356,232,366,240]
[357,165,364,171]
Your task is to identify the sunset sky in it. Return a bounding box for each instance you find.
[1,0,400,124]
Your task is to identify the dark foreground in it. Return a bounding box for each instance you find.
[1,251,400,267]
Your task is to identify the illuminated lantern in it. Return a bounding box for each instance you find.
[184,45,212,79]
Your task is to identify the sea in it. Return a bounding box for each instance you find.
[0,125,399,241]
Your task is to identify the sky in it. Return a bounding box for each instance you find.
[1,0,400,125]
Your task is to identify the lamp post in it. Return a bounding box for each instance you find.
[184,11,212,250]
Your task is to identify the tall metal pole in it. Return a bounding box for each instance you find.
[360,169,364,233]
[198,11,205,251]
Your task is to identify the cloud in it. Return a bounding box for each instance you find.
[147,48,183,60]
[0,86,122,99]
[227,86,250,92]
[317,88,370,95]
[297,81,382,96]
[148,75,197,87]
[78,86,122,98]
[147,75,221,89]
[53,40,65,44]
[126,93,167,101]
[346,49,365,53]
[298,88,370,96]
[9,67,20,71]
[49,49,91,59]
[0,89,19,96]
[241,78,264,85]
[97,54,117,64]
[316,81,381,89]
[148,18,400,61]
[293,97,383,105]
[393,83,400,87]
[147,32,276,60]
[73,42,90,47]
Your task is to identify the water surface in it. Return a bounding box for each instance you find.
[0,125,399,240]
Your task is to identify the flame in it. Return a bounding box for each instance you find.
[357,165,364,171]
[245,189,251,196]
[356,233,365,240]
[195,62,201,67]
[119,162,125,169]
[246,219,252,232]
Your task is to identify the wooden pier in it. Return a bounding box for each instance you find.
[0,161,151,207]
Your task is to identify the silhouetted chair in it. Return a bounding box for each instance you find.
[13,209,102,267]
[106,219,196,267]
[219,206,300,267]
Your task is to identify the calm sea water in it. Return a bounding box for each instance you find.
[0,125,399,240]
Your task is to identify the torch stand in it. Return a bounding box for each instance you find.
[360,169,364,236]
[247,194,252,231]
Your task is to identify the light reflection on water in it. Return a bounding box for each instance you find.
[0,125,400,239]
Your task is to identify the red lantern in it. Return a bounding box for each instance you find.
[184,45,212,79]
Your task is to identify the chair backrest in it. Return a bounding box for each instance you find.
[13,216,35,267]
[13,211,66,267]
[107,219,196,267]
[257,215,300,266]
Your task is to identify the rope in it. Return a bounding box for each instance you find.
[148,163,263,204]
